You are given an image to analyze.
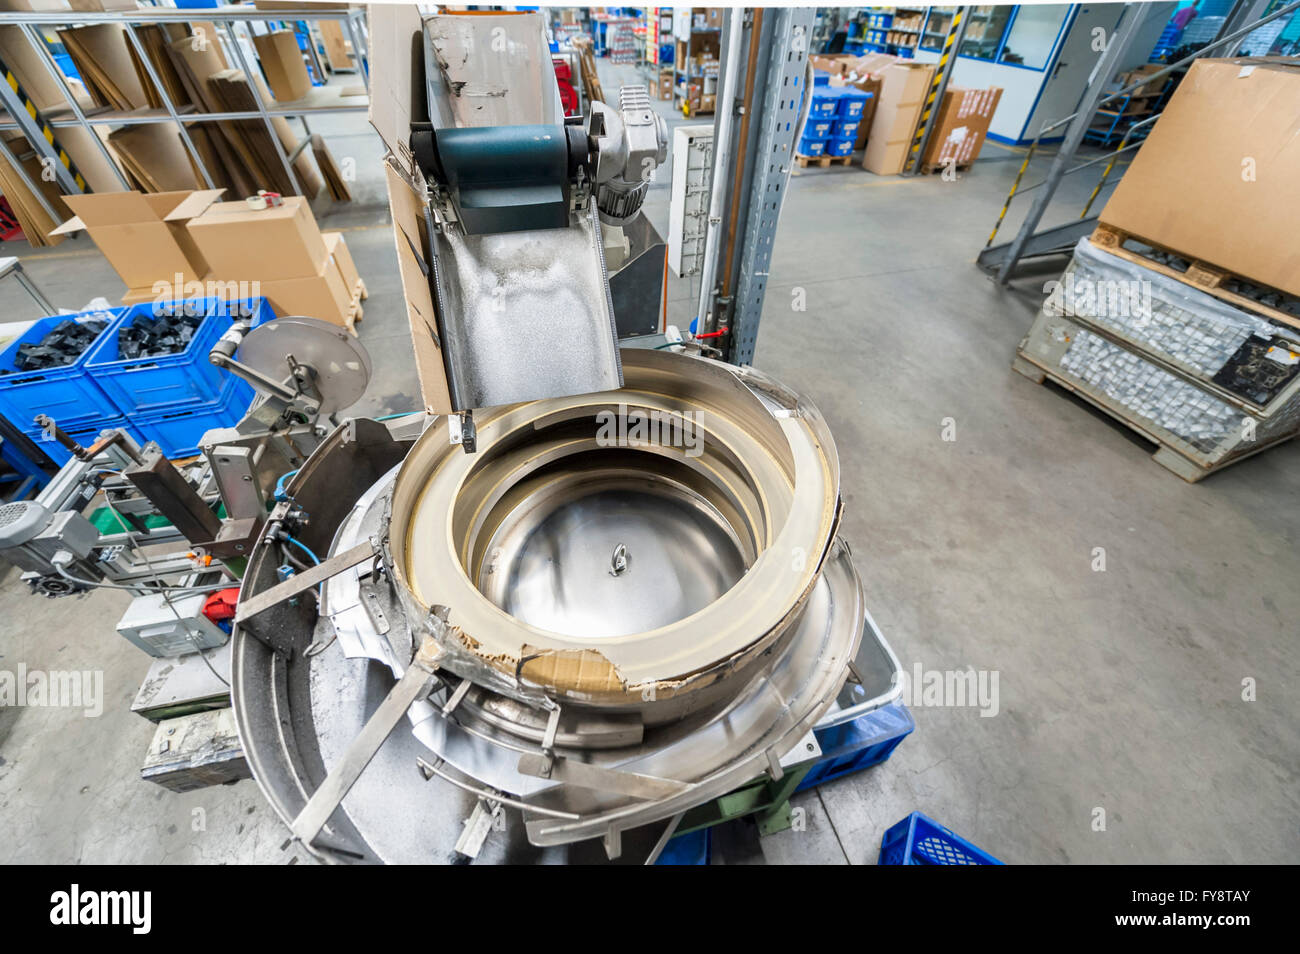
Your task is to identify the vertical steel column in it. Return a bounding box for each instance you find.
[344,12,369,92]
[122,22,217,190]
[0,55,82,195]
[17,23,129,190]
[994,4,1149,285]
[727,6,815,365]
[904,7,970,176]
[1217,0,1274,54]
[221,20,303,196]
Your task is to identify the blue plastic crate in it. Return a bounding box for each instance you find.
[878,812,1003,865]
[809,90,839,119]
[129,374,254,459]
[831,118,861,140]
[85,297,271,416]
[836,88,870,119]
[654,828,710,865]
[805,117,835,139]
[797,701,914,792]
[813,69,830,87]
[0,310,121,430]
[797,135,827,157]
[22,416,146,467]
[825,136,855,158]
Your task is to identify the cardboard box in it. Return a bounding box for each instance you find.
[258,255,354,328]
[657,69,673,100]
[921,86,1003,170]
[50,190,223,290]
[1117,64,1169,97]
[323,230,361,299]
[253,29,311,103]
[186,196,329,282]
[1099,58,1300,298]
[700,93,716,113]
[67,0,136,10]
[862,62,934,176]
[706,8,725,28]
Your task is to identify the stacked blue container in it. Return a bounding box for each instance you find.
[826,87,871,157]
[84,297,274,459]
[0,308,126,465]
[799,87,842,156]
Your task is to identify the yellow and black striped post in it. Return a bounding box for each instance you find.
[985,139,1038,247]
[904,7,970,177]
[0,55,87,194]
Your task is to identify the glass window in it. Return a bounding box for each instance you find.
[959,5,1013,61]
[921,6,957,52]
[998,4,1069,69]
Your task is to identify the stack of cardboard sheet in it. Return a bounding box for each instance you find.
[0,132,70,248]
[163,32,327,199]
[57,23,152,111]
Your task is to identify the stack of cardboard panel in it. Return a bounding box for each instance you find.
[0,19,349,201]
[1014,57,1300,481]
[46,190,365,330]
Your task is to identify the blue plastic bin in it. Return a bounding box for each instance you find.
[0,310,121,430]
[826,136,855,158]
[831,118,860,139]
[22,416,146,467]
[805,117,835,139]
[797,701,914,792]
[86,297,271,416]
[836,88,870,119]
[813,69,830,87]
[129,374,255,459]
[655,828,710,865]
[809,89,838,119]
[797,136,827,157]
[878,812,1003,865]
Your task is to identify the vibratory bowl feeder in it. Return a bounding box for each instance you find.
[231,349,902,863]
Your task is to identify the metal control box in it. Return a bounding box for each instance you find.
[116,591,228,658]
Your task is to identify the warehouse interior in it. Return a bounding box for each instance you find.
[0,3,1296,868]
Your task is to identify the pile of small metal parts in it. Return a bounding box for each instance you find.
[1067,251,1277,378]
[1060,328,1238,452]
[117,313,201,360]
[2,318,108,373]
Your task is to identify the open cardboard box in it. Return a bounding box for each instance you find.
[50,189,224,290]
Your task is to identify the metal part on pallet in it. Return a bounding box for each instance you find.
[230,350,888,861]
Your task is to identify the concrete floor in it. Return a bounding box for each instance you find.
[1,60,1296,865]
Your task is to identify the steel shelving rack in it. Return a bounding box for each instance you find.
[0,5,369,212]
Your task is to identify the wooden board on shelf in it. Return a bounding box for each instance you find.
[0,132,69,249]
[106,123,201,192]
[310,133,352,202]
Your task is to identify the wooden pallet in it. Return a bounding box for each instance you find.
[920,160,972,175]
[795,153,852,168]
[1090,224,1300,333]
[1011,351,1298,482]
[343,278,367,336]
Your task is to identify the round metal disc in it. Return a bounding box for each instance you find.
[237,316,371,415]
